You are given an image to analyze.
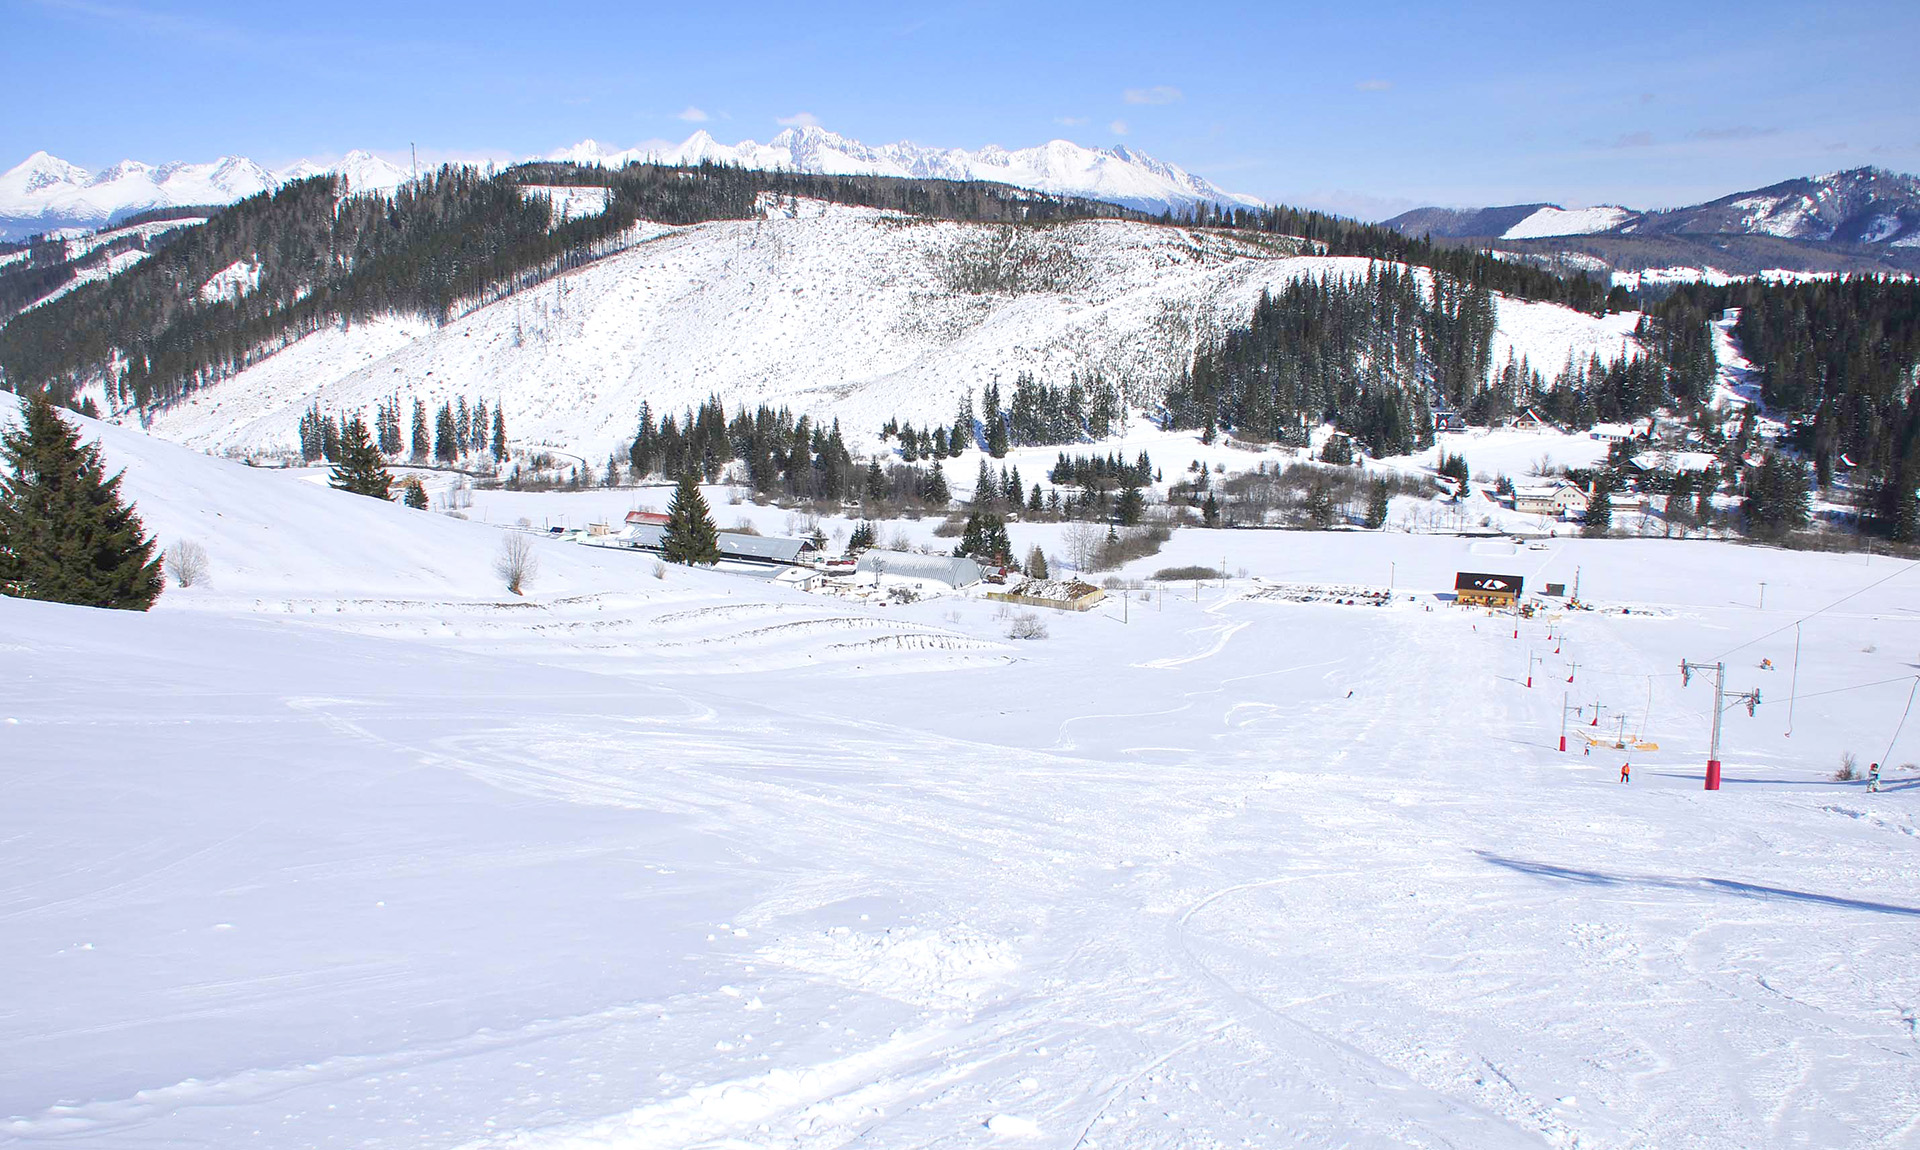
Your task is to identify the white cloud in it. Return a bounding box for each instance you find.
[676,106,710,123]
[776,112,821,129]
[1109,119,1130,136]
[1055,115,1089,127]
[1354,79,1392,92]
[1123,85,1182,106]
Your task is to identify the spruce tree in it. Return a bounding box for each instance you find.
[1025,544,1049,579]
[661,472,719,565]
[923,465,951,506]
[847,521,876,552]
[411,398,429,461]
[0,394,163,610]
[1364,480,1391,529]
[328,417,392,500]
[1583,474,1615,537]
[400,476,429,509]
[491,406,509,461]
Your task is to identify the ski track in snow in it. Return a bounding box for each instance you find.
[6,396,1920,1148]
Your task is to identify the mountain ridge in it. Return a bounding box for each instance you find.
[1385,167,1920,248]
[0,127,1261,242]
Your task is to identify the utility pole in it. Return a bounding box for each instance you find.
[1525,647,1541,688]
[1680,659,1761,791]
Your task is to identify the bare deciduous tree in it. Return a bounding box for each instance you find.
[164,540,209,588]
[495,532,538,595]
[1063,521,1103,573]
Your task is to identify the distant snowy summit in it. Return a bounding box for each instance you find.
[1384,167,1920,247]
[1,126,1259,241]
[544,125,1264,217]
[0,150,412,241]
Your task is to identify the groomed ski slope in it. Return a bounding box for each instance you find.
[4,403,1919,1148]
[133,202,1642,462]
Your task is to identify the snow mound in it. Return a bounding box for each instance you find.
[759,925,1018,1009]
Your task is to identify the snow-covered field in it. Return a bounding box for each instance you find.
[130,202,1641,462]
[5,402,1920,1148]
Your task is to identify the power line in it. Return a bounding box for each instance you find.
[1711,558,1918,662]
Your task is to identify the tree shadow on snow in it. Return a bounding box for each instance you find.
[1474,851,1920,918]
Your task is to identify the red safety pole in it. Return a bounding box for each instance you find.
[1559,691,1570,752]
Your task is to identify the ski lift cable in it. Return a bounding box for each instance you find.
[1783,673,1920,704]
[1785,623,1800,737]
[1883,677,1920,767]
[1710,558,1918,663]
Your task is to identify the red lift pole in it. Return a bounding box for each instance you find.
[1681,659,1761,791]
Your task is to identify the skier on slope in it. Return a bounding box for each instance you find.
[1866,761,1881,793]
[1620,762,1631,784]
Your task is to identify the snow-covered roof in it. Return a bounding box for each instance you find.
[716,532,808,564]
[855,550,983,588]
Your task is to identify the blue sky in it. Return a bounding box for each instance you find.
[8,0,1918,219]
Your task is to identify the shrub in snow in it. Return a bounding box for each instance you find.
[1005,611,1048,641]
[1835,752,1858,781]
[165,540,209,588]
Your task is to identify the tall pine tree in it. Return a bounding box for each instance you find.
[660,472,719,565]
[0,395,163,610]
[328,417,392,499]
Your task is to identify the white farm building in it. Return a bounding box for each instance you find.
[854,551,983,590]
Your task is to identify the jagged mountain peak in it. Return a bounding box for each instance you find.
[2,127,1258,242]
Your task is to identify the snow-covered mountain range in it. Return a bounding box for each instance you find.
[1,127,1258,242]
[544,125,1263,216]
[0,150,413,241]
[1385,167,1920,246]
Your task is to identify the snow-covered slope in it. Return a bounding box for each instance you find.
[549,126,1263,216]
[1499,204,1633,239]
[6,394,1920,1147]
[132,203,1639,461]
[0,150,409,240]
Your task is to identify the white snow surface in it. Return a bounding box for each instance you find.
[1499,205,1632,239]
[198,257,262,305]
[6,397,1920,1147]
[5,397,1920,1147]
[131,203,1640,461]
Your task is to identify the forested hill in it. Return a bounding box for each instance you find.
[0,158,1603,419]
[0,162,1160,413]
[1655,277,1920,535]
